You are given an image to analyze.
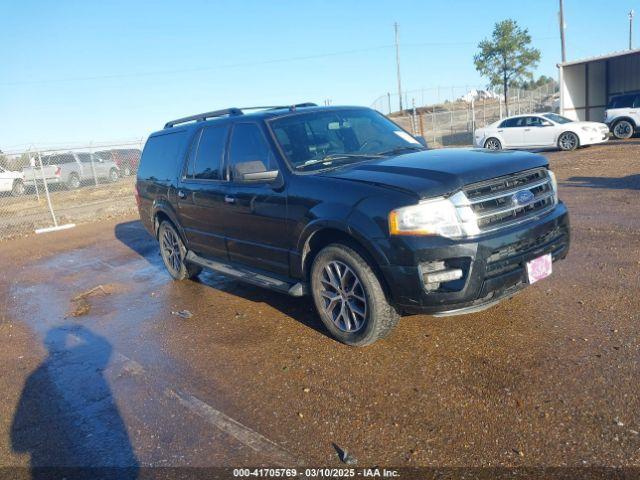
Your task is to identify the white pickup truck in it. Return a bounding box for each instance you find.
[0,166,25,196]
[22,152,120,190]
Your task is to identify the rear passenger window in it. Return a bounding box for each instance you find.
[634,95,640,108]
[138,131,187,182]
[187,126,228,180]
[227,123,277,182]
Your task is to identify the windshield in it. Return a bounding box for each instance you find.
[268,108,425,171]
[543,113,573,124]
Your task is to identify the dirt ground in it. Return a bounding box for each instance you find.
[0,140,639,477]
[0,176,137,240]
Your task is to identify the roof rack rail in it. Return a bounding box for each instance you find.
[239,103,318,112]
[164,108,243,129]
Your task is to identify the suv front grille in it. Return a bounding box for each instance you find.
[463,168,556,233]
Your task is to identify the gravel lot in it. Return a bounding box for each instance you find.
[0,140,638,475]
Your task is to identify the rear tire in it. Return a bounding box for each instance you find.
[558,131,579,151]
[158,221,201,280]
[612,120,634,139]
[121,164,131,176]
[67,173,80,190]
[484,138,502,150]
[11,179,25,197]
[310,243,399,346]
[108,168,119,182]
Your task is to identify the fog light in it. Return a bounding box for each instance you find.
[424,268,463,284]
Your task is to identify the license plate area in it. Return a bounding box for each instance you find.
[526,253,552,284]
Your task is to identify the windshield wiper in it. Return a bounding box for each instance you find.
[295,153,383,170]
[376,145,426,156]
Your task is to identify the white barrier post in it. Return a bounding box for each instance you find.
[34,151,75,235]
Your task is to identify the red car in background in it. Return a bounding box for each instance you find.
[95,149,141,177]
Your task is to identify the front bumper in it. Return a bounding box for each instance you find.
[379,202,570,314]
[580,131,610,145]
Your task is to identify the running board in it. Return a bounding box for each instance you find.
[185,251,308,297]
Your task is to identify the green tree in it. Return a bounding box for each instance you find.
[474,19,541,115]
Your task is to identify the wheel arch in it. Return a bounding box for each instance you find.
[152,201,186,243]
[484,136,503,149]
[558,130,581,148]
[612,116,637,130]
[299,223,392,298]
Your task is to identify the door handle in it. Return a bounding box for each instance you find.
[224,195,236,204]
[497,129,504,133]
[177,190,187,199]
[524,128,531,131]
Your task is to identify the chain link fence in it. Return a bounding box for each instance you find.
[0,141,144,240]
[372,83,559,147]
[0,84,559,241]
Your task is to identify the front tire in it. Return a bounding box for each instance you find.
[158,221,201,280]
[484,138,502,150]
[121,164,131,176]
[612,120,634,139]
[11,179,25,197]
[558,131,579,151]
[310,243,399,346]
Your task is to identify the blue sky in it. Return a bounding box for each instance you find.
[0,0,636,149]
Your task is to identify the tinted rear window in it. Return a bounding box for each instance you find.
[608,95,635,109]
[138,131,187,182]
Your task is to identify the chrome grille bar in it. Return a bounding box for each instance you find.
[462,168,557,233]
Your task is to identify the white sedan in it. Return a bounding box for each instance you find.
[474,113,610,151]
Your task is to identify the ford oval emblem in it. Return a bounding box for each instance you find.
[512,189,535,206]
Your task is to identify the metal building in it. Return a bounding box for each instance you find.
[559,48,640,121]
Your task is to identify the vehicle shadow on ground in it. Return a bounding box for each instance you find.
[562,174,640,191]
[11,325,138,480]
[114,221,331,339]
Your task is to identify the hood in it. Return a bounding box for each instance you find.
[321,148,548,198]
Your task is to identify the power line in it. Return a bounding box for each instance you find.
[2,37,558,87]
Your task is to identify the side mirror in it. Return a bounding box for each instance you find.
[241,170,279,182]
[414,135,429,148]
[234,160,280,183]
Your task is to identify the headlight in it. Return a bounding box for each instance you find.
[548,169,558,202]
[581,126,596,132]
[388,192,479,239]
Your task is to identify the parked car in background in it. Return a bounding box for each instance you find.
[95,148,141,177]
[0,166,25,196]
[604,93,640,139]
[23,152,120,190]
[137,104,570,346]
[475,113,609,151]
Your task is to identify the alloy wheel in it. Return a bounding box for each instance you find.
[614,121,633,139]
[319,260,367,332]
[485,138,501,150]
[161,227,183,275]
[559,133,577,150]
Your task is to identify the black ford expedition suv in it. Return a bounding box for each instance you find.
[137,104,570,346]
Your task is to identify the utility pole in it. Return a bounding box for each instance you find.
[630,10,635,50]
[559,0,567,63]
[394,22,403,112]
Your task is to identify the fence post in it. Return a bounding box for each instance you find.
[419,112,425,138]
[411,98,417,134]
[28,148,40,201]
[387,92,391,114]
[37,152,58,228]
[450,108,453,135]
[471,99,476,132]
[432,109,436,145]
[89,141,98,186]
